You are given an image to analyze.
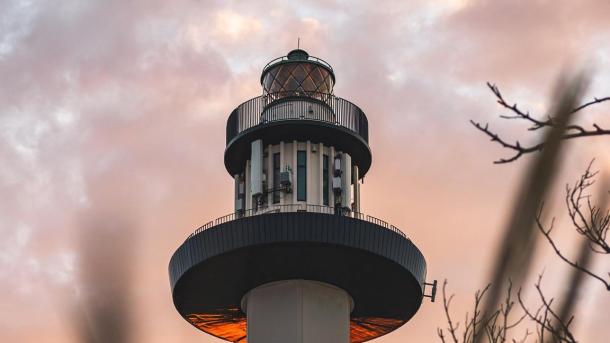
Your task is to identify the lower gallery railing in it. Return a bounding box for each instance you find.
[187,204,407,241]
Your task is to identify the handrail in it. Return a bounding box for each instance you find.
[226,93,368,145]
[186,204,408,242]
[262,54,334,75]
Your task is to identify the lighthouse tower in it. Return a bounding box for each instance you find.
[169,49,432,343]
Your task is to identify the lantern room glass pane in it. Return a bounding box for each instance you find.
[262,62,334,98]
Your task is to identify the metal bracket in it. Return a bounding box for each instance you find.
[423,280,438,303]
[266,185,291,195]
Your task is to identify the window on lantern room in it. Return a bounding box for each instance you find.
[297,150,307,201]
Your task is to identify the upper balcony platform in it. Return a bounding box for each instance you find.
[224,92,372,177]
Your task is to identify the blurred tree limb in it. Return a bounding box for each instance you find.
[444,72,609,343]
[473,73,588,343]
[74,214,135,343]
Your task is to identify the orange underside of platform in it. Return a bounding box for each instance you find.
[186,311,405,343]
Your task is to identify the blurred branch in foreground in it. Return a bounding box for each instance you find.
[470,82,610,164]
[73,213,135,343]
[473,72,589,343]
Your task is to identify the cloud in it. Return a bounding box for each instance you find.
[428,0,610,86]
[213,10,263,40]
[1,1,609,342]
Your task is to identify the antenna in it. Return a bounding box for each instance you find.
[297,37,300,49]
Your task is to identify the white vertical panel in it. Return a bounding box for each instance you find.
[234,174,242,211]
[341,153,351,208]
[280,141,285,204]
[353,165,360,213]
[292,140,297,203]
[245,160,251,210]
[251,139,263,196]
[318,142,324,205]
[306,140,311,204]
[329,146,335,206]
[267,144,273,205]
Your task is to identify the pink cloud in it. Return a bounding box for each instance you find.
[1,1,609,342]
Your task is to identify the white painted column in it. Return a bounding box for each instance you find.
[341,153,352,209]
[280,141,285,204]
[242,280,353,343]
[251,140,263,197]
[245,160,252,211]
[353,165,360,213]
[292,140,298,203]
[234,174,242,212]
[318,142,324,205]
[329,146,335,206]
[306,140,311,204]
[267,144,273,205]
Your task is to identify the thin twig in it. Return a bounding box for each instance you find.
[517,275,577,343]
[471,82,609,164]
[535,216,610,290]
[534,162,610,291]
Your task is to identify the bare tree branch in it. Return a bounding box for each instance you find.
[536,212,610,291]
[564,161,610,254]
[439,280,462,343]
[439,280,529,343]
[517,275,578,343]
[471,82,610,164]
[535,162,610,291]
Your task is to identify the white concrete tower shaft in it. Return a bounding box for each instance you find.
[242,280,353,343]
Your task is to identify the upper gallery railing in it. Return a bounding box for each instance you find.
[226,93,369,145]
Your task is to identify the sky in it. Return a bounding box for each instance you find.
[1,0,610,342]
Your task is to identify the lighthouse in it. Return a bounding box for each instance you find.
[169,49,432,343]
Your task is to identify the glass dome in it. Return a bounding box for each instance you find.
[261,49,335,102]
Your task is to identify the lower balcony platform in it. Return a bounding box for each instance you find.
[169,206,427,343]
